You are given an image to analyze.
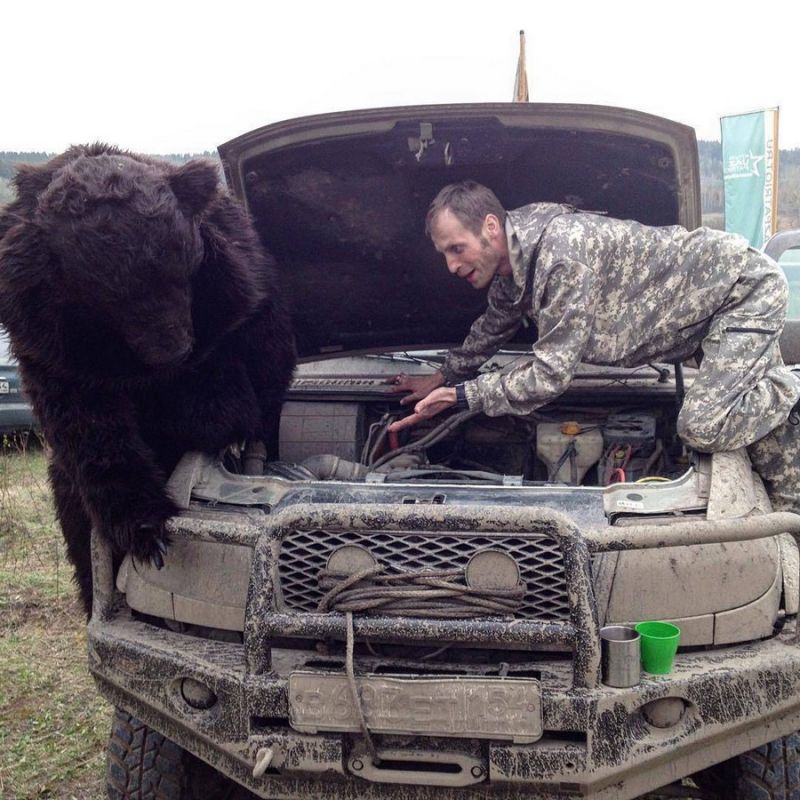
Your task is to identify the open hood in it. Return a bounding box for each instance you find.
[218,103,700,360]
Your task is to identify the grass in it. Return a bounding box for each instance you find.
[0,438,109,800]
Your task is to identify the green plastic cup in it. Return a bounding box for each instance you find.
[635,621,681,674]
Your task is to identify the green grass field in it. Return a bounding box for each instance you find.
[0,440,108,799]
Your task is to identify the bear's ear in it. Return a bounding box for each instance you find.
[13,164,56,208]
[169,160,219,216]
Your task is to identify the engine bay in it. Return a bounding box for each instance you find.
[273,357,690,487]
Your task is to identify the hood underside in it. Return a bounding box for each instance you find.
[218,104,700,360]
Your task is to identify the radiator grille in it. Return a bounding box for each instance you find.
[278,529,571,620]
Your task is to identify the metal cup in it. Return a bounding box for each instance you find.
[600,625,640,688]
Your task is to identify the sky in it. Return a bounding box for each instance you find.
[5,0,799,154]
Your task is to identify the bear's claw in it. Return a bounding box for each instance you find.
[130,522,170,570]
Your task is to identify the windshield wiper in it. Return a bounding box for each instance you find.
[364,352,447,368]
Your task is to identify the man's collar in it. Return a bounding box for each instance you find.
[502,203,576,298]
[504,216,526,292]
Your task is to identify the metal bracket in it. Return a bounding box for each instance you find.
[348,748,486,787]
[408,122,435,162]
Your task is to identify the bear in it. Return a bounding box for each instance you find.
[0,144,296,615]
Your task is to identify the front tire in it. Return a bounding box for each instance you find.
[106,708,252,799]
[694,732,800,799]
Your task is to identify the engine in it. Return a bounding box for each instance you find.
[276,393,686,486]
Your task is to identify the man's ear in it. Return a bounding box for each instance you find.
[169,160,219,216]
[483,213,502,239]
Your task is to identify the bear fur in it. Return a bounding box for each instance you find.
[0,144,296,615]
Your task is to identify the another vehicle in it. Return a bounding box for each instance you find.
[0,325,36,437]
[88,104,800,799]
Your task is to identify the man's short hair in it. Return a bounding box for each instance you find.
[425,181,506,238]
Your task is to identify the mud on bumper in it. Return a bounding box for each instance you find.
[87,504,800,800]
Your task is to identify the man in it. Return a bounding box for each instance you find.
[388,180,800,510]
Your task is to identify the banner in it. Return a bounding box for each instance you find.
[720,108,779,248]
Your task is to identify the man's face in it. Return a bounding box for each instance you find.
[430,209,502,290]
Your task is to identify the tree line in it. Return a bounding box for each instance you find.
[2,145,799,229]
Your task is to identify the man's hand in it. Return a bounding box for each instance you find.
[388,386,457,433]
[385,370,445,406]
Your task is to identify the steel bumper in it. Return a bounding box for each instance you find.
[88,613,800,800]
[87,505,800,799]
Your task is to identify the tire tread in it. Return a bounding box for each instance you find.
[106,709,188,800]
[105,708,254,800]
[694,731,800,800]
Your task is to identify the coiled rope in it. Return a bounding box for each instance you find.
[317,564,526,618]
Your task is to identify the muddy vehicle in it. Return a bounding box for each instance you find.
[89,104,800,799]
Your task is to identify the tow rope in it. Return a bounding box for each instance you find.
[317,564,526,617]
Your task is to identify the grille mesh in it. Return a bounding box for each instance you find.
[278,529,571,620]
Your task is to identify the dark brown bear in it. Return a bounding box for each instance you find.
[0,145,295,614]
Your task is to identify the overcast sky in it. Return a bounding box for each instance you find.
[5,0,799,154]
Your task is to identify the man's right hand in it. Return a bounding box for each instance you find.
[385,370,446,406]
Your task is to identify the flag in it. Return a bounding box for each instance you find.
[513,30,529,103]
[720,108,780,248]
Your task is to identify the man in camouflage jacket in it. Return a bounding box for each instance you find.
[389,181,800,510]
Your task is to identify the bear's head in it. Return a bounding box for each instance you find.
[0,145,275,381]
[42,154,218,367]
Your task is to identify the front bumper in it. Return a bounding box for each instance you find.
[87,503,800,799]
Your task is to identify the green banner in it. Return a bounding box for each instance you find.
[721,109,778,249]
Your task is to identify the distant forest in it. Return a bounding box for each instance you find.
[2,144,799,230]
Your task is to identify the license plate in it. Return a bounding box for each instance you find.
[288,672,542,743]
[0,381,8,394]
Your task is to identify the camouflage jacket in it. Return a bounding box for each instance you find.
[440,203,781,416]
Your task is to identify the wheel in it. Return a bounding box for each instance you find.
[693,732,800,799]
[106,707,254,799]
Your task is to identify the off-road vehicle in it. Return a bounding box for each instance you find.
[88,103,800,799]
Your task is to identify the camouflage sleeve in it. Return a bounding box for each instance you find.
[440,277,523,385]
[463,261,598,416]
